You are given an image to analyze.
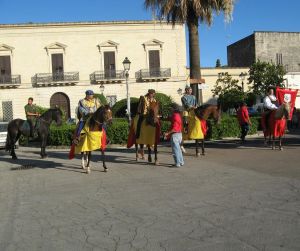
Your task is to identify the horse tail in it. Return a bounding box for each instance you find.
[5,130,11,152]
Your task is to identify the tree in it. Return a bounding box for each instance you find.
[212,72,245,111]
[216,59,221,68]
[144,0,234,104]
[248,60,286,96]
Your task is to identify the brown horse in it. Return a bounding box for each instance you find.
[182,104,221,156]
[263,103,290,150]
[127,100,161,165]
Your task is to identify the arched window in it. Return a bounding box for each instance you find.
[50,92,70,119]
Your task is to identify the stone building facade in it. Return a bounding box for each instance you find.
[227,31,300,72]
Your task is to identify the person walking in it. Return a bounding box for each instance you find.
[164,104,184,167]
[237,102,251,142]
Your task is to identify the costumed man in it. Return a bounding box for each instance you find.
[24,97,40,137]
[73,90,101,144]
[263,87,278,130]
[181,86,197,134]
[136,89,157,139]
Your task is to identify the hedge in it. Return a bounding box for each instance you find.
[112,97,140,118]
[20,115,261,146]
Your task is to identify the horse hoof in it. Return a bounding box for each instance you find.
[12,156,18,160]
[154,161,159,166]
[104,167,108,172]
[41,155,47,159]
[280,147,283,151]
[196,153,200,157]
[201,152,205,156]
[82,165,86,170]
[86,168,91,174]
[141,156,145,160]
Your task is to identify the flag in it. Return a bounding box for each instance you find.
[276,87,298,117]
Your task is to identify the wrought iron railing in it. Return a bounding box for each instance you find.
[135,68,171,80]
[32,72,79,85]
[0,75,21,85]
[90,70,125,83]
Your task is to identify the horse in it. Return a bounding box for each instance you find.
[182,104,221,156]
[127,101,161,165]
[70,105,112,174]
[5,108,63,159]
[262,102,290,150]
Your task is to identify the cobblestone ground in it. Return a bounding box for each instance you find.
[0,133,300,251]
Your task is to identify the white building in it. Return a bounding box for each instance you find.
[0,20,187,121]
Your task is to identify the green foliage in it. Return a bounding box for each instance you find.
[36,105,49,115]
[248,60,286,96]
[94,93,108,105]
[209,114,260,139]
[212,72,246,111]
[155,92,174,117]
[112,97,140,118]
[215,59,221,67]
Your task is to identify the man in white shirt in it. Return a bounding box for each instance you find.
[263,87,278,111]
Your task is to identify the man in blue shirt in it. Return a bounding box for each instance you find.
[181,86,197,133]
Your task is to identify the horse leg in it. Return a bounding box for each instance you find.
[86,151,91,174]
[201,139,205,156]
[140,144,145,160]
[9,130,18,160]
[147,145,152,163]
[40,133,48,158]
[102,149,107,172]
[81,152,86,169]
[196,139,200,157]
[279,136,283,151]
[135,143,139,161]
[272,136,275,150]
[154,144,159,165]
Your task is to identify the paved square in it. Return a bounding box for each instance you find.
[0,135,300,251]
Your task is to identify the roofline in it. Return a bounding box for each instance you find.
[0,20,183,28]
[254,31,300,34]
[227,33,254,47]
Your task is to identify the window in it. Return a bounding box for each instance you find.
[104,52,116,78]
[0,56,12,83]
[51,54,64,81]
[149,50,160,77]
[276,53,283,65]
[106,95,117,107]
[2,101,13,121]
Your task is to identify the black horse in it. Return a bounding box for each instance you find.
[5,108,63,159]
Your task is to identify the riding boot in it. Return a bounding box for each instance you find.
[136,115,144,139]
[183,116,188,134]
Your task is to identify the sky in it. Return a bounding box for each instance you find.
[0,0,299,67]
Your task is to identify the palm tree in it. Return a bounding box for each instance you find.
[145,0,234,104]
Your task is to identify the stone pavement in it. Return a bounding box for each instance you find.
[0,133,300,251]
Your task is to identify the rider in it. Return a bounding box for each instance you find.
[74,90,101,143]
[24,97,40,137]
[136,89,157,139]
[181,85,197,133]
[263,87,278,130]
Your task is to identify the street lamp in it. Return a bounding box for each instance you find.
[99,83,105,94]
[123,57,131,124]
[239,72,247,92]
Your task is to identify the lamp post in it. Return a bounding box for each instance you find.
[239,72,247,93]
[99,83,105,94]
[123,57,131,124]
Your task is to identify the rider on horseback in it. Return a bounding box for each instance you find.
[136,89,157,139]
[74,90,101,144]
[181,86,197,134]
[263,87,278,130]
[24,97,40,137]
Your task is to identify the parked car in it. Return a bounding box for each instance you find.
[0,122,8,149]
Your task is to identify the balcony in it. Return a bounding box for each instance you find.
[0,75,21,88]
[90,70,125,84]
[135,68,171,82]
[32,72,79,87]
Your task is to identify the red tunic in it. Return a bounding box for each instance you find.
[237,106,249,125]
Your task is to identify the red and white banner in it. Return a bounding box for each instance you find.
[276,87,298,116]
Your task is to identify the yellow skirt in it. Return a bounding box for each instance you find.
[183,110,204,140]
[75,122,103,153]
[133,115,156,146]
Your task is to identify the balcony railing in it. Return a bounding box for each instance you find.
[32,72,79,86]
[135,68,171,81]
[0,75,21,87]
[90,70,125,83]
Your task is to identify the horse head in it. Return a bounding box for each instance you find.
[92,105,113,125]
[194,104,221,124]
[276,102,291,120]
[53,108,63,126]
[146,101,160,126]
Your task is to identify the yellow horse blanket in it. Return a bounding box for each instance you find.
[75,121,104,154]
[183,110,205,140]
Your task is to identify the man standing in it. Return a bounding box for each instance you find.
[237,102,252,142]
[136,89,157,139]
[181,86,197,133]
[74,90,101,143]
[24,97,40,137]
